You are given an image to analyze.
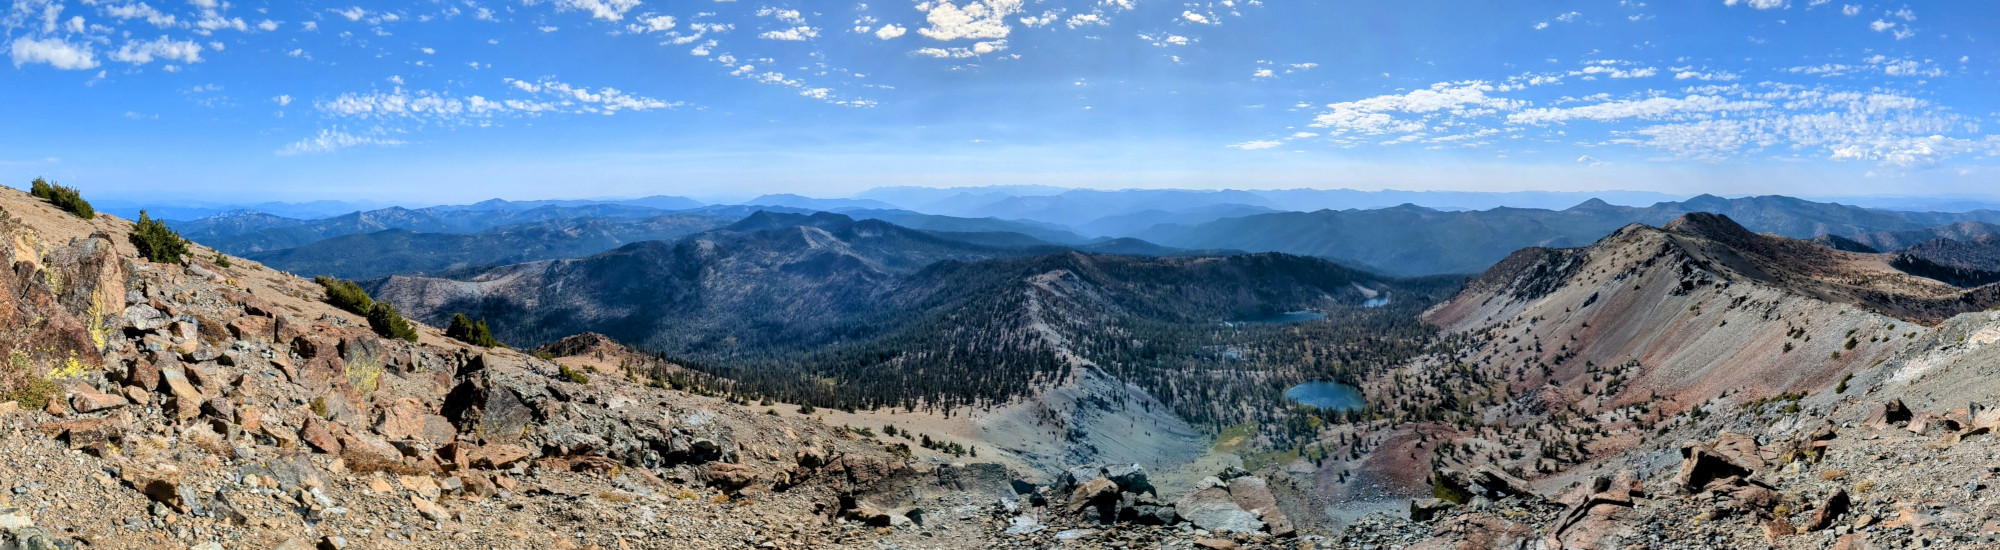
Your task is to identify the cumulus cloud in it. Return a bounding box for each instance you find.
[10,37,99,70]
[913,39,1007,58]
[917,0,1022,41]
[1182,11,1210,24]
[1724,0,1786,8]
[760,26,818,40]
[277,129,407,155]
[554,0,642,21]
[1507,95,1767,124]
[108,36,204,65]
[630,14,676,32]
[875,24,906,39]
[103,3,178,27]
[1311,81,1524,135]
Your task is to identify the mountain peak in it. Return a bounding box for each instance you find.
[724,210,856,233]
[1662,211,1755,241]
[1568,197,1615,211]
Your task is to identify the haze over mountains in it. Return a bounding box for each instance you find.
[166,187,2000,281]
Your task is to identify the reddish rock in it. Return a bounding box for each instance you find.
[126,360,162,393]
[1226,476,1296,537]
[706,462,759,491]
[159,365,204,421]
[468,444,533,470]
[1762,518,1797,542]
[300,417,343,454]
[68,384,129,413]
[227,316,274,343]
[375,398,455,446]
[1065,477,1119,514]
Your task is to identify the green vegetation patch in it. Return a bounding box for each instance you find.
[131,210,189,264]
[29,177,93,219]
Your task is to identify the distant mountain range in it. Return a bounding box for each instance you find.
[242,213,733,279]
[364,210,1447,412]
[1138,195,2000,276]
[171,189,2000,281]
[365,211,1318,350]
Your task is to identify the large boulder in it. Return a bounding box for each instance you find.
[440,372,537,442]
[1175,487,1264,534]
[376,398,456,446]
[1674,443,1753,492]
[1225,476,1295,537]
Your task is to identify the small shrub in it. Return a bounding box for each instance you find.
[797,403,817,415]
[366,302,419,343]
[213,251,232,269]
[131,210,189,264]
[445,313,501,347]
[29,177,93,219]
[315,276,375,315]
[559,364,590,385]
[1835,373,1852,394]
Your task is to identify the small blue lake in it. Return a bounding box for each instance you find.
[1284,381,1366,411]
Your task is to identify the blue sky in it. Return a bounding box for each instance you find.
[2,0,1995,203]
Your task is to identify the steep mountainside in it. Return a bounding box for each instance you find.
[1828,220,2000,252]
[1419,213,1998,436]
[1890,235,2000,288]
[1140,195,2000,276]
[241,213,730,279]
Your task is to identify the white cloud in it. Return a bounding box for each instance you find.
[1312,81,1523,135]
[1507,94,1767,124]
[1182,11,1210,24]
[1252,68,1274,78]
[1533,21,1549,30]
[1555,11,1581,22]
[1672,68,1740,81]
[875,24,906,40]
[554,0,642,21]
[917,0,1022,41]
[1065,13,1103,28]
[1724,0,1786,8]
[913,39,1007,58]
[9,37,99,70]
[1869,19,1893,32]
[630,14,675,32]
[103,3,179,27]
[274,94,292,106]
[108,36,204,65]
[1229,140,1282,150]
[1840,4,1859,16]
[277,129,407,155]
[335,7,367,21]
[755,7,806,25]
[1018,10,1059,27]
[759,26,818,40]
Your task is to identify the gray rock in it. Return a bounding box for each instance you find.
[1175,487,1264,534]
